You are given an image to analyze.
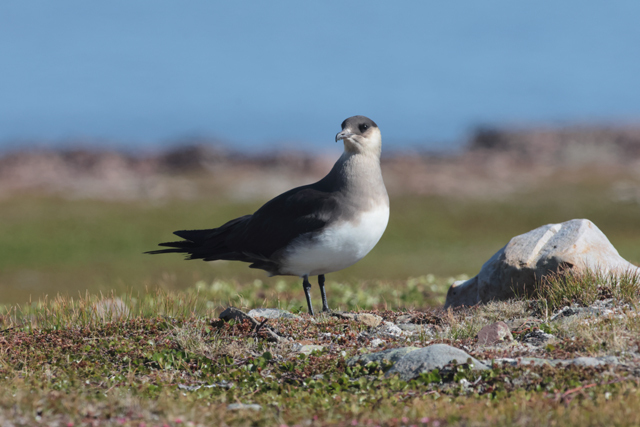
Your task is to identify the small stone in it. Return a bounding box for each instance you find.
[590,299,615,310]
[396,324,426,333]
[177,384,201,391]
[298,344,324,355]
[369,338,385,347]
[386,344,489,381]
[247,308,301,320]
[227,403,261,411]
[395,315,414,324]
[331,311,357,320]
[550,306,601,322]
[550,307,581,321]
[477,321,513,346]
[219,307,252,323]
[347,346,420,367]
[522,330,555,345]
[355,313,383,328]
[375,321,406,337]
[494,357,560,367]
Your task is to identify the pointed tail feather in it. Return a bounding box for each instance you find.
[145,229,223,259]
[145,215,252,261]
[173,229,214,242]
[145,247,190,255]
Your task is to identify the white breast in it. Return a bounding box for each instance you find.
[281,204,390,277]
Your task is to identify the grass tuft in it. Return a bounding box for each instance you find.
[533,269,640,311]
[1,289,210,331]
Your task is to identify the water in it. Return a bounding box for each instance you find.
[1,1,639,151]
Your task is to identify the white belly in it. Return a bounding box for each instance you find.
[281,204,389,276]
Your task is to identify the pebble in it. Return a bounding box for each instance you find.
[477,321,513,346]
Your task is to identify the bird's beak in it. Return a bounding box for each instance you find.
[335,130,353,142]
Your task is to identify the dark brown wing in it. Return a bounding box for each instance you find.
[146,181,343,270]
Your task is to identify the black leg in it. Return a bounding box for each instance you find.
[318,274,330,312]
[302,275,314,315]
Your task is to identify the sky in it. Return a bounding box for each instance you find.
[1,1,639,151]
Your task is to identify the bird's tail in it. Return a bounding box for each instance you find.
[145,215,250,261]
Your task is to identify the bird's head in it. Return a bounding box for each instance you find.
[335,115,381,156]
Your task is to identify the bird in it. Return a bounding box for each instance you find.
[146,115,389,315]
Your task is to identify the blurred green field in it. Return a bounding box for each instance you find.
[1,180,639,307]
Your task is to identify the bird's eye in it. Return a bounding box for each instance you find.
[359,123,369,133]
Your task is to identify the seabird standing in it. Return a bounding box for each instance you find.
[147,115,389,315]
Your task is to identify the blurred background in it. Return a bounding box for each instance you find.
[1,1,639,308]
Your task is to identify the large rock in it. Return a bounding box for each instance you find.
[445,219,640,308]
[386,344,488,380]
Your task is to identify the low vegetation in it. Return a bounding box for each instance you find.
[0,271,639,426]
[0,178,639,425]
[534,268,640,311]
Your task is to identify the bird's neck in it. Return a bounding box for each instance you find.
[327,151,388,207]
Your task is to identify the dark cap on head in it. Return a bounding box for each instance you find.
[340,116,378,135]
